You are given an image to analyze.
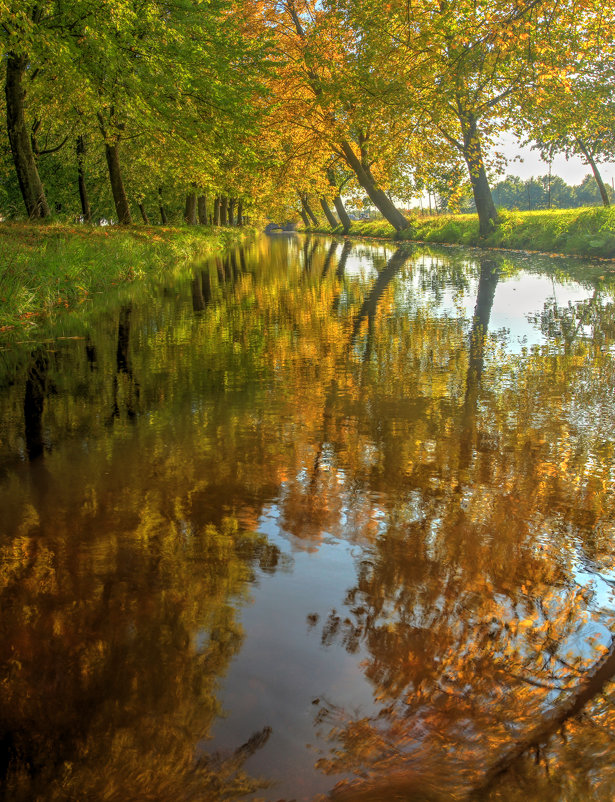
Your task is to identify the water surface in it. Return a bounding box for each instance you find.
[1,235,615,801]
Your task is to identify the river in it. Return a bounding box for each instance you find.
[1,234,615,801]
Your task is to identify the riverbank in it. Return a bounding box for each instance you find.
[0,223,249,333]
[306,207,615,260]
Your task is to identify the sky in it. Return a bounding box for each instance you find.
[497,133,615,188]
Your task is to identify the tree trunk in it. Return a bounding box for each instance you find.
[339,139,409,232]
[104,142,132,224]
[184,191,197,225]
[220,195,228,226]
[320,196,338,228]
[327,170,352,232]
[332,195,351,232]
[213,196,221,225]
[577,138,611,207]
[228,197,236,226]
[197,194,208,224]
[299,208,310,228]
[300,194,319,225]
[5,54,51,219]
[158,187,168,225]
[237,199,244,226]
[288,0,406,233]
[76,136,91,223]
[458,112,498,236]
[138,202,150,224]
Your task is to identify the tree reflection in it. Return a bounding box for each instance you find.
[459,257,499,470]
[310,253,615,799]
[1,236,615,800]
[350,248,411,363]
[191,270,211,313]
[0,494,279,801]
[110,304,139,422]
[23,349,49,461]
[321,241,338,279]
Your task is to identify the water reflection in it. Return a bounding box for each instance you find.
[23,349,48,461]
[110,303,139,422]
[460,257,499,469]
[1,235,615,800]
[191,270,211,312]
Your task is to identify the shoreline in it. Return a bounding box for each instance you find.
[304,229,615,265]
[303,206,615,261]
[0,223,252,337]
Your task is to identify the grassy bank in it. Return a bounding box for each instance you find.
[308,207,615,259]
[0,223,248,333]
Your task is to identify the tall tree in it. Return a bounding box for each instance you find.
[521,23,615,210]
[263,0,412,231]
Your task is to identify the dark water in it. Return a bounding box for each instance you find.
[1,234,615,801]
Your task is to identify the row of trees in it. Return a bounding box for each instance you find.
[413,173,615,215]
[0,0,272,225]
[490,173,615,212]
[1,0,614,231]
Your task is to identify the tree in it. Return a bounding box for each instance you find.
[0,0,83,218]
[327,0,568,234]
[575,173,614,208]
[520,0,615,209]
[258,0,413,231]
[0,0,275,223]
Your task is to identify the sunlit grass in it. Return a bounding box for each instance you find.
[0,223,249,333]
[308,207,615,259]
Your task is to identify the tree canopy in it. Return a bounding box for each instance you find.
[1,0,614,226]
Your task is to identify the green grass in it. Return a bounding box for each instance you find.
[308,207,615,259]
[0,222,250,334]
